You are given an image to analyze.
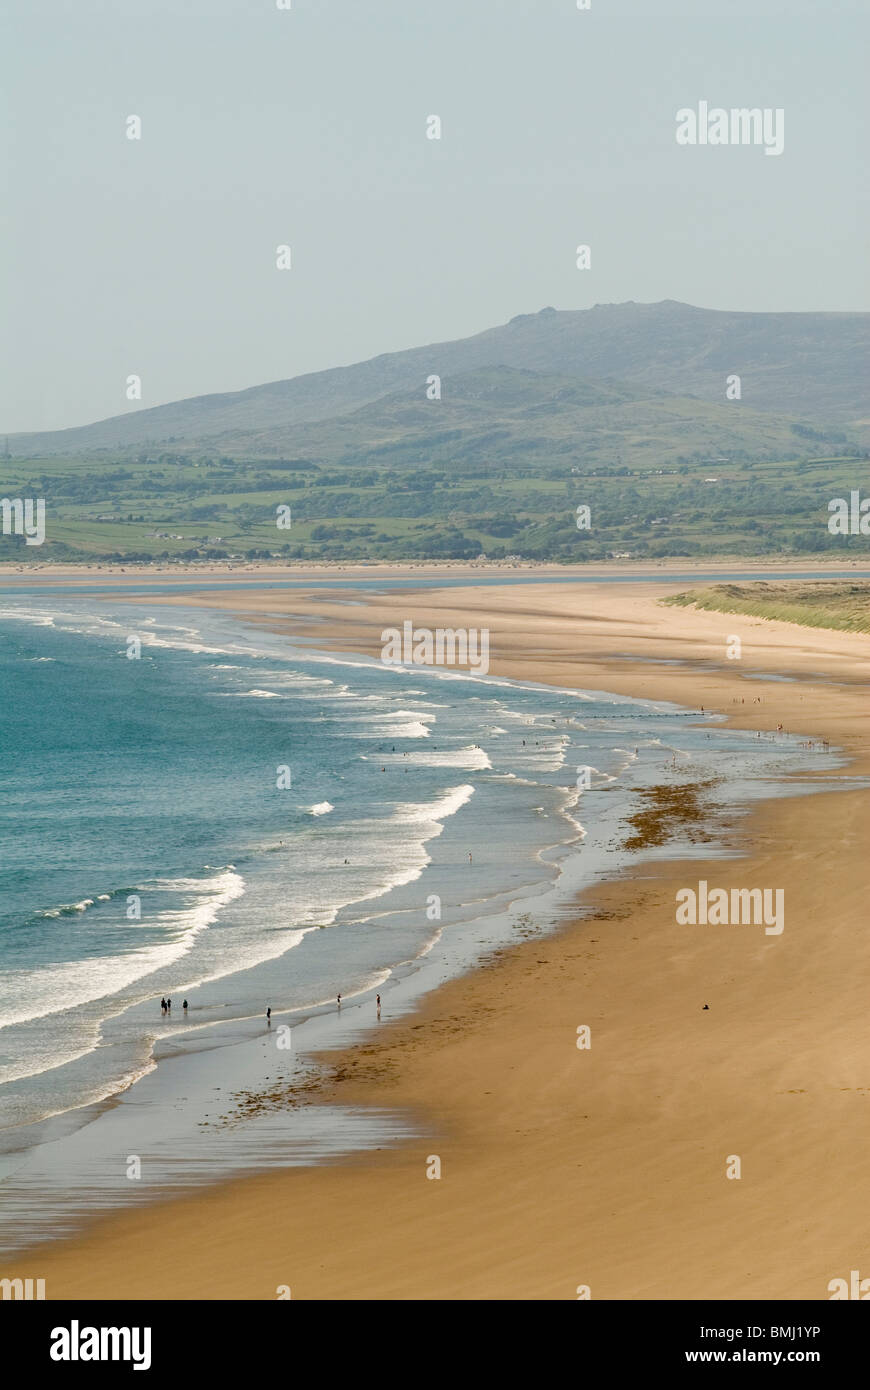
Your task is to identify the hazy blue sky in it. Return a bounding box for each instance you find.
[2,0,867,433]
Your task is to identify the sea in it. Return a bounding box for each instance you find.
[0,589,852,1249]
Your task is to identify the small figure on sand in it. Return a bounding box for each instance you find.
[376,993,381,1017]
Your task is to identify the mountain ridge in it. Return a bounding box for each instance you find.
[6,300,867,457]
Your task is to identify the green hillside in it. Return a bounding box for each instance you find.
[0,365,865,563]
[2,298,867,565]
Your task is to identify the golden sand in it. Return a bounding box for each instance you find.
[22,576,870,1299]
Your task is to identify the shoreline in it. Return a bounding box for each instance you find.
[4,556,870,587]
[8,578,870,1298]
[0,600,781,1248]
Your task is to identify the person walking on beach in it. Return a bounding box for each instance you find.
[266,1007,271,1024]
[161,997,166,1014]
[166,997,171,1011]
[183,999,188,1013]
[337,993,342,1008]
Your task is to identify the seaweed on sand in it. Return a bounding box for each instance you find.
[622,779,721,852]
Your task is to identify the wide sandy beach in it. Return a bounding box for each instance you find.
[15,572,870,1299]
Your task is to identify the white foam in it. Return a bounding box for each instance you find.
[0,870,245,1035]
[217,688,283,699]
[362,720,432,739]
[391,784,475,826]
[377,746,491,770]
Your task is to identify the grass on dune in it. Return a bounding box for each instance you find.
[663,581,870,633]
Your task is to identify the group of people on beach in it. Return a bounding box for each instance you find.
[728,694,828,748]
[160,993,384,1024]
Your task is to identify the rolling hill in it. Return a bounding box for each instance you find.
[6,300,868,458]
[2,302,867,564]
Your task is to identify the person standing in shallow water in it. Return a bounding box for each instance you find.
[166,997,171,1011]
[266,1007,271,1024]
[160,997,166,1014]
[337,993,341,1009]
